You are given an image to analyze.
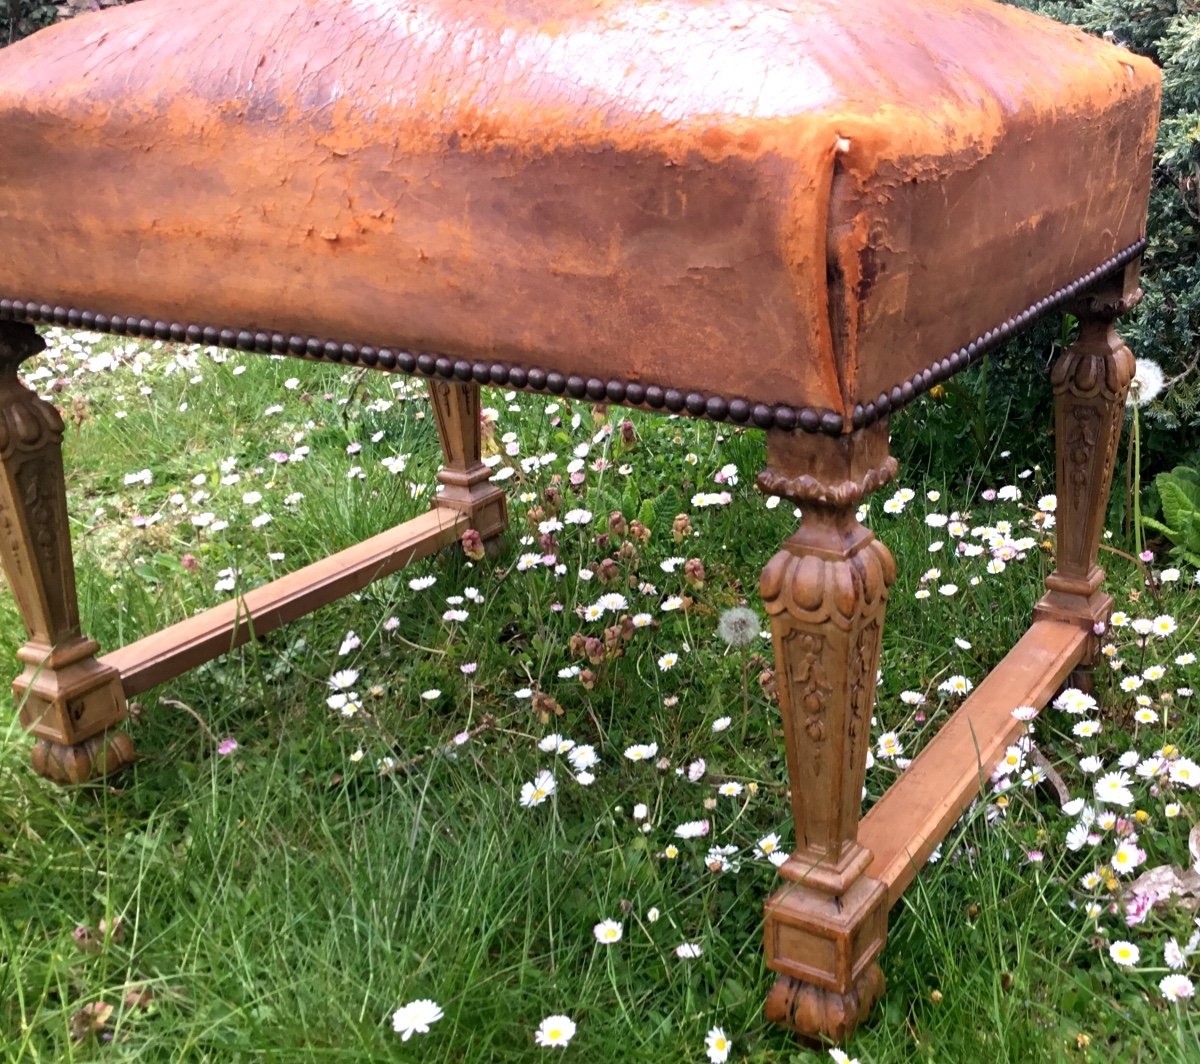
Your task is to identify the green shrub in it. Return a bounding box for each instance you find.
[2,1,58,44]
[1003,0,1200,456]
[1142,462,1200,565]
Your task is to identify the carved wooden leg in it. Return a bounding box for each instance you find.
[0,322,132,783]
[428,380,507,552]
[1034,267,1140,687]
[757,422,897,1042]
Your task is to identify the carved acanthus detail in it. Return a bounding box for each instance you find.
[757,455,898,508]
[1049,332,1135,405]
[847,618,881,770]
[760,531,895,633]
[19,460,63,587]
[779,630,831,776]
[0,326,65,599]
[1063,406,1101,513]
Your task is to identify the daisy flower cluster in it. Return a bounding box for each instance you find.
[849,475,1200,1011]
[30,327,445,599]
[996,627,1199,1004]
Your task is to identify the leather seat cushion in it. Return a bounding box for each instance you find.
[0,0,1160,419]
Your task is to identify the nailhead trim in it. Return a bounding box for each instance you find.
[0,239,1144,436]
[849,239,1146,429]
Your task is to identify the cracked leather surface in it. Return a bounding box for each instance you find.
[0,0,1160,417]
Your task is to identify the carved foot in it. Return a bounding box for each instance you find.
[765,964,885,1043]
[31,729,136,784]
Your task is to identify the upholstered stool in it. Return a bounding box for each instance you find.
[0,0,1160,1041]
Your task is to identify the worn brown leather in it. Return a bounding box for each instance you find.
[0,0,1160,419]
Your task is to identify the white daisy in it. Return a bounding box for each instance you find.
[1109,940,1140,966]
[1160,974,1195,1002]
[705,1026,732,1063]
[1095,770,1134,807]
[534,1015,577,1048]
[519,770,557,808]
[593,919,623,944]
[624,743,658,762]
[391,999,444,1041]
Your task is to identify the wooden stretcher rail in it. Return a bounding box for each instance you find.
[99,507,467,697]
[860,618,1089,907]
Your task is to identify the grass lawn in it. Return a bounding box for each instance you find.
[1,328,1198,1062]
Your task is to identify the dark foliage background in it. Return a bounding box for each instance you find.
[3,1,114,43]
[897,1,1199,490]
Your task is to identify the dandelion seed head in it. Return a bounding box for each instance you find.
[1126,358,1166,407]
[717,606,760,647]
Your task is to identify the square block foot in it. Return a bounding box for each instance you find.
[764,873,888,992]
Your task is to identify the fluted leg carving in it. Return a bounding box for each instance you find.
[757,422,896,1042]
[1035,267,1140,685]
[428,380,507,549]
[0,322,132,783]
